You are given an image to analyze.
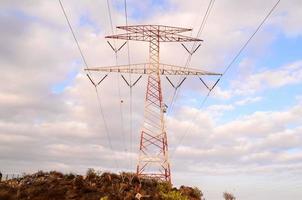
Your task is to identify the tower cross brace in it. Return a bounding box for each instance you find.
[86,25,221,183]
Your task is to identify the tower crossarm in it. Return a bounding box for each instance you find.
[85,63,222,76]
[106,32,202,42]
[106,25,202,42]
[117,25,193,34]
[159,63,221,76]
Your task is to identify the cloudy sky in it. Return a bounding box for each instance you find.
[0,0,302,199]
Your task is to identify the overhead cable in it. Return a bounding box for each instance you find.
[58,0,89,69]
[124,0,134,169]
[167,0,216,116]
[170,0,281,159]
[105,0,128,168]
[58,0,119,169]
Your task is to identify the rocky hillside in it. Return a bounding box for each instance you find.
[0,170,203,200]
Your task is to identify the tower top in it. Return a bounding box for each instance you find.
[116,24,192,33]
[105,24,202,42]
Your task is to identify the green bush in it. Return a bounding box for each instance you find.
[157,182,172,193]
[192,187,203,198]
[161,191,188,200]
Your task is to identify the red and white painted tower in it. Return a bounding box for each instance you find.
[86,25,221,182]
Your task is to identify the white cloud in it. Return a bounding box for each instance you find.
[207,104,234,112]
[170,103,302,174]
[205,104,234,117]
[211,86,232,99]
[235,96,262,106]
[232,60,302,95]
[295,95,302,103]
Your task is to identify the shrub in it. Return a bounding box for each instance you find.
[192,187,203,198]
[157,182,172,193]
[86,168,97,180]
[161,191,188,200]
[65,173,75,180]
[73,176,84,189]
[223,192,236,200]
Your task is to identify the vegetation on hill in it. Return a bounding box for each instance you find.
[0,169,203,200]
[223,192,236,200]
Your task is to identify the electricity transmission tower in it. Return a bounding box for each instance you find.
[86,25,221,183]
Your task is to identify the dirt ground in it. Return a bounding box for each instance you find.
[0,170,203,200]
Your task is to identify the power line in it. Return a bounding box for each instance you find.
[106,0,117,49]
[222,0,281,76]
[124,0,134,169]
[58,0,119,169]
[193,0,216,51]
[106,0,115,36]
[58,0,89,69]
[94,87,119,169]
[105,0,128,167]
[167,0,216,116]
[170,0,281,159]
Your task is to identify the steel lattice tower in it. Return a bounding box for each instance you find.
[86,25,221,183]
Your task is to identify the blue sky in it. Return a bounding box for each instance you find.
[112,0,172,20]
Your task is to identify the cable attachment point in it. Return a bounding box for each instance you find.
[163,104,168,113]
[107,41,127,53]
[199,75,222,91]
[87,73,108,87]
[121,74,142,88]
[166,76,187,89]
[181,43,201,55]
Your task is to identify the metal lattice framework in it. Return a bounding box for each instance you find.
[86,25,221,183]
[87,63,220,76]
